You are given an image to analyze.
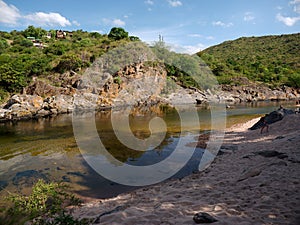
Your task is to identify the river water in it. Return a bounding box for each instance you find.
[0,101,295,201]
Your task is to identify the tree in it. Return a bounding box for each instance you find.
[54,54,83,73]
[108,27,128,40]
[0,63,27,92]
[22,25,47,39]
[0,38,9,53]
[129,36,140,41]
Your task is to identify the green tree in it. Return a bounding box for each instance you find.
[22,25,47,39]
[0,63,27,92]
[0,38,9,53]
[54,54,83,73]
[129,36,140,41]
[287,73,300,88]
[44,41,71,55]
[108,27,128,40]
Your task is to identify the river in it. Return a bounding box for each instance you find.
[0,101,296,202]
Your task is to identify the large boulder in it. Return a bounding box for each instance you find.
[249,108,295,130]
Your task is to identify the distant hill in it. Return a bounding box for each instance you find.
[197,33,300,88]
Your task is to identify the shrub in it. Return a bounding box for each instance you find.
[54,54,82,73]
[1,180,83,225]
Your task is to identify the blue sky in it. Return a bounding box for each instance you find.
[0,0,299,53]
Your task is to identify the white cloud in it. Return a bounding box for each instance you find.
[0,0,79,28]
[145,0,154,5]
[276,13,300,26]
[276,0,300,26]
[0,0,21,25]
[206,36,215,40]
[188,34,203,38]
[167,0,182,7]
[170,43,206,54]
[24,12,72,27]
[188,34,215,40]
[212,21,233,27]
[91,30,104,34]
[103,18,126,26]
[290,0,300,13]
[244,12,255,21]
[112,19,125,26]
[72,20,80,26]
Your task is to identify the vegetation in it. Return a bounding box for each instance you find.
[0,179,88,225]
[0,26,138,102]
[198,33,300,88]
[151,40,217,90]
[1,26,298,103]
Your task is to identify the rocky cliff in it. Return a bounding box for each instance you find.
[0,62,167,121]
[0,64,299,122]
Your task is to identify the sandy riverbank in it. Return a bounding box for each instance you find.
[70,114,300,225]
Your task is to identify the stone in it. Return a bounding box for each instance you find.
[238,167,262,182]
[253,150,288,159]
[36,109,50,117]
[0,108,10,119]
[193,212,218,223]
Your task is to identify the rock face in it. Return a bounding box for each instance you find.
[0,94,73,121]
[218,78,300,103]
[0,63,167,121]
[1,66,299,122]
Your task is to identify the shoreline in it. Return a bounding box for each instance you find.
[69,114,300,224]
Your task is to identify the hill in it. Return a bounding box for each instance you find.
[197,33,300,88]
[0,26,139,103]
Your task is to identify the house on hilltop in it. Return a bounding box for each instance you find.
[26,36,44,48]
[56,30,73,39]
[56,30,66,39]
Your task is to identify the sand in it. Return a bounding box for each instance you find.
[70,114,300,225]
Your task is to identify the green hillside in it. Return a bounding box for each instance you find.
[0,26,139,102]
[197,33,300,88]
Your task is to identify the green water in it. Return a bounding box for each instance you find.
[0,101,295,200]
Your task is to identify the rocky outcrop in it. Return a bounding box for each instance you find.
[1,67,299,122]
[249,107,295,130]
[0,62,167,121]
[0,94,74,121]
[218,78,300,103]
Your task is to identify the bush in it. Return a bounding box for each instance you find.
[54,54,83,73]
[0,88,9,104]
[286,73,300,88]
[1,180,83,225]
[0,63,28,92]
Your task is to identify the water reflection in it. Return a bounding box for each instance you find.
[0,101,294,199]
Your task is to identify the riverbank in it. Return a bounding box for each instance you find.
[0,68,299,122]
[69,113,300,224]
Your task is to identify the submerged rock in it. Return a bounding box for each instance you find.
[12,170,48,187]
[0,180,8,190]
